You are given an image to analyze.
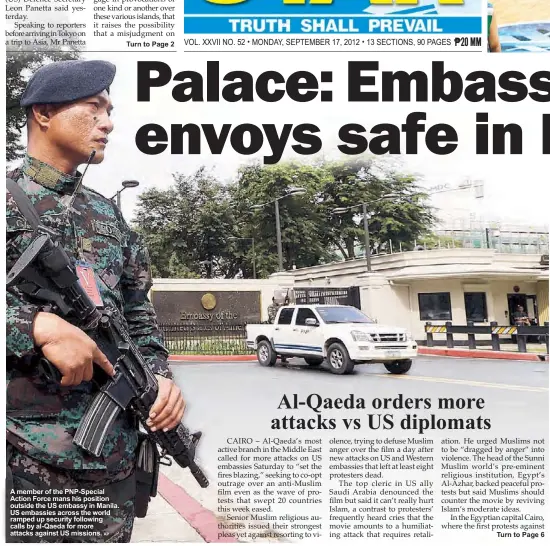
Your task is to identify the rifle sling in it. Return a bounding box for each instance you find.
[6,177,42,231]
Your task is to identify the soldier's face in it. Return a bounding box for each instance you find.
[46,91,114,165]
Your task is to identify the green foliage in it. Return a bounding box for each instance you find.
[6,49,80,163]
[134,168,238,278]
[316,157,436,259]
[133,156,437,278]
[232,161,338,276]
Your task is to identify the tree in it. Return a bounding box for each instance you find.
[232,162,337,277]
[6,48,80,163]
[133,159,437,279]
[316,157,436,259]
[133,168,237,278]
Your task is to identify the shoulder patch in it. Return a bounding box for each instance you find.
[93,220,123,244]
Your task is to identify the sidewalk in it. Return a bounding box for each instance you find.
[169,343,548,364]
[418,345,548,361]
[132,464,282,543]
[131,481,205,543]
[132,465,220,543]
[498,343,547,354]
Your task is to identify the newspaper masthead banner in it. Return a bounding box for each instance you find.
[183,0,484,52]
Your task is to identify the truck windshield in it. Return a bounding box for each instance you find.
[316,307,374,324]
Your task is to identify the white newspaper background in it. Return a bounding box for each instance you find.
[3,0,549,544]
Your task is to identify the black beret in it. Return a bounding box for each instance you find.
[20,60,116,107]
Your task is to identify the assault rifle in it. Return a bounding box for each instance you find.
[6,179,208,489]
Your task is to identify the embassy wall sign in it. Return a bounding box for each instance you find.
[152,290,261,324]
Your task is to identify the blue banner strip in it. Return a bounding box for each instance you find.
[186,0,382,16]
[184,16,482,34]
[184,0,480,16]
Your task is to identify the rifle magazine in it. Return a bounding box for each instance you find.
[74,391,122,457]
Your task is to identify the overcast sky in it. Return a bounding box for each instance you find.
[15,50,549,231]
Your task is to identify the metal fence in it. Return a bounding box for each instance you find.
[160,323,252,355]
[425,321,549,354]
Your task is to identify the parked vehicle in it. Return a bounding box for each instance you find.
[246,305,417,375]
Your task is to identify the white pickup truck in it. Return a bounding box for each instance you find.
[246,304,417,375]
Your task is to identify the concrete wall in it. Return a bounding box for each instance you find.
[358,277,493,340]
[374,279,543,340]
[287,250,547,341]
[150,275,545,338]
[289,249,545,286]
[358,277,413,332]
[151,278,289,322]
[150,250,547,343]
[406,279,467,340]
[359,277,542,341]
[383,279,541,341]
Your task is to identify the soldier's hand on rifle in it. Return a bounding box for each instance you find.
[146,376,186,432]
[33,312,115,387]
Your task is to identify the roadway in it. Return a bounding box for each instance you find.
[172,355,548,478]
[132,356,548,542]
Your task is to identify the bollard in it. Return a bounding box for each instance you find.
[467,321,476,350]
[490,321,500,351]
[546,322,549,355]
[446,321,454,348]
[426,322,433,347]
[517,333,527,353]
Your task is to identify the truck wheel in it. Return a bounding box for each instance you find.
[304,357,324,366]
[384,359,412,375]
[326,343,354,375]
[257,340,277,367]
